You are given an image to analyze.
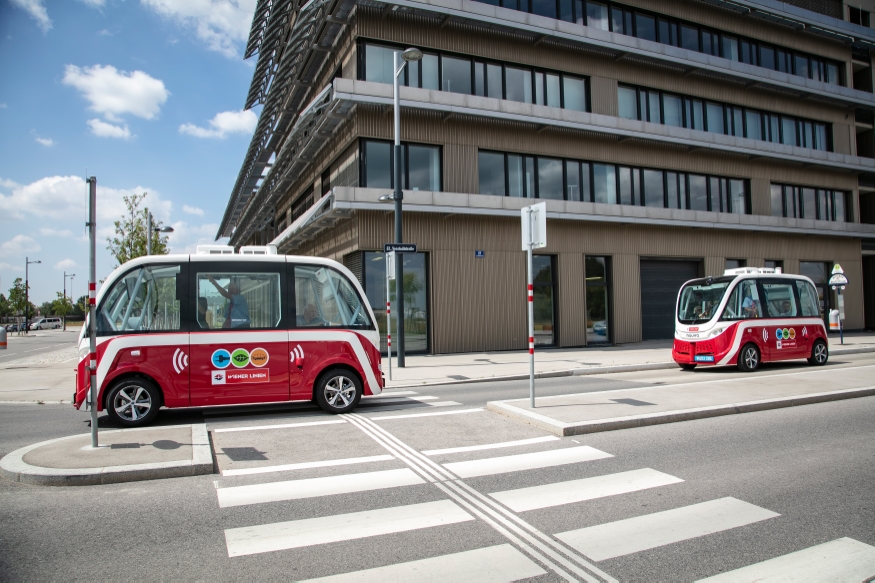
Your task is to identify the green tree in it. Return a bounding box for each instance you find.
[52,292,73,320]
[0,293,10,319]
[8,278,27,319]
[106,192,170,267]
[39,301,54,317]
[73,294,88,317]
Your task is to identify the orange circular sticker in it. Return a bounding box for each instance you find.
[249,347,270,368]
[789,328,796,340]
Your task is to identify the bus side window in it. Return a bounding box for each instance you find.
[721,280,761,320]
[97,264,183,334]
[762,282,798,317]
[796,280,819,317]
[294,265,373,328]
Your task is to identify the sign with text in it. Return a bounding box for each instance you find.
[828,273,848,287]
[475,250,485,258]
[384,243,417,253]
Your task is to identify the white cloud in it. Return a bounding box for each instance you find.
[0,262,24,272]
[165,221,222,254]
[88,118,131,139]
[0,103,7,108]
[78,0,106,6]
[97,29,113,36]
[183,204,205,216]
[10,0,51,33]
[35,137,54,146]
[140,0,256,58]
[40,228,74,237]
[0,235,41,257]
[63,64,169,123]
[54,259,77,270]
[179,109,257,139]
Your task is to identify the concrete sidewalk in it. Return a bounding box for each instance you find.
[382,332,875,388]
[0,424,213,486]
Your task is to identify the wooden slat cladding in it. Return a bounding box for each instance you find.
[558,252,587,347]
[357,10,849,125]
[590,77,618,117]
[611,254,643,343]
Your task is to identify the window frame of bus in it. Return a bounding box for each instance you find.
[190,261,289,331]
[756,278,809,319]
[288,263,376,330]
[96,261,190,337]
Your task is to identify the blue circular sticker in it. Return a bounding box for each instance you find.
[211,349,231,369]
[775,329,783,340]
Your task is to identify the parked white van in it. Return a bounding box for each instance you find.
[30,317,62,330]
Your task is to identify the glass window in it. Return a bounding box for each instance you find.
[796,280,819,317]
[559,0,573,22]
[364,44,394,84]
[648,91,661,123]
[525,156,536,198]
[816,189,828,221]
[98,264,182,333]
[785,185,798,218]
[563,76,587,111]
[422,54,439,90]
[663,94,682,127]
[721,280,762,320]
[689,174,708,211]
[363,252,425,352]
[710,176,724,212]
[643,169,664,208]
[725,259,745,270]
[666,172,680,208]
[658,18,671,44]
[701,30,713,55]
[636,13,656,41]
[531,0,557,19]
[729,179,746,214]
[593,163,616,204]
[677,277,733,323]
[826,63,839,85]
[768,114,780,143]
[800,188,815,219]
[508,154,524,197]
[565,160,581,201]
[746,110,762,141]
[834,191,846,222]
[706,102,724,134]
[479,151,506,196]
[407,59,420,88]
[407,145,440,191]
[364,140,392,188]
[585,256,610,343]
[295,265,372,329]
[532,255,555,346]
[740,40,754,64]
[781,117,797,147]
[505,66,533,104]
[618,166,634,205]
[730,107,744,137]
[546,73,561,108]
[442,55,472,94]
[776,49,789,73]
[537,157,564,199]
[611,7,625,34]
[486,63,503,99]
[587,2,609,30]
[762,282,798,318]
[474,62,485,96]
[690,99,704,130]
[199,271,280,330]
[815,123,827,151]
[618,86,638,120]
[760,45,775,70]
[535,72,545,105]
[680,25,699,51]
[722,35,739,61]
[794,54,809,78]
[574,0,584,24]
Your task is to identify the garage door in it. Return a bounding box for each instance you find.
[640,259,700,340]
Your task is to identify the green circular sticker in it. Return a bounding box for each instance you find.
[231,348,250,368]
[782,328,790,339]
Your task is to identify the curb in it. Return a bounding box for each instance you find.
[386,345,875,389]
[0,424,214,486]
[486,385,875,436]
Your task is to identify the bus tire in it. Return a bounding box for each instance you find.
[106,377,161,427]
[315,369,362,414]
[679,363,697,371]
[808,339,828,366]
[737,343,760,373]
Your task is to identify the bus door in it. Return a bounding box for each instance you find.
[189,264,289,406]
[759,279,806,360]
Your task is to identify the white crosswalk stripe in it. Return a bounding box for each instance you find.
[300,543,547,582]
[422,435,560,456]
[443,445,613,478]
[696,537,875,582]
[221,454,395,477]
[489,468,684,512]
[556,497,780,561]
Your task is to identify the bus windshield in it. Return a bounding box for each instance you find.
[677,276,735,324]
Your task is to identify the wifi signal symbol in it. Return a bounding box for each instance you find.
[172,348,189,374]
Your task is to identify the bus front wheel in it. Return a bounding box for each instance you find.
[737,344,760,373]
[808,339,828,366]
[106,377,161,427]
[315,369,362,414]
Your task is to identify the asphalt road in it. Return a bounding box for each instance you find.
[1,356,874,581]
[0,329,79,362]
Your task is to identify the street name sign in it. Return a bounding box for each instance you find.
[384,243,417,253]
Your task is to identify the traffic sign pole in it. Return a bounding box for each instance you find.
[87,176,98,448]
[526,208,535,409]
[386,251,394,382]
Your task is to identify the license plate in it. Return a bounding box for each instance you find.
[694,355,715,362]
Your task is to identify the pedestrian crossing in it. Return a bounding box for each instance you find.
[212,416,875,581]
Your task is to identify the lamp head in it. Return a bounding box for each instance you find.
[157,226,174,233]
[378,194,395,202]
[401,47,423,62]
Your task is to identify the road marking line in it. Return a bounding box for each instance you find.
[361,396,438,404]
[696,537,875,582]
[423,435,560,456]
[221,454,396,477]
[444,446,614,479]
[213,419,346,433]
[489,468,683,512]
[216,468,424,508]
[299,543,547,582]
[556,497,779,561]
[224,500,473,557]
[370,408,483,421]
[363,391,419,398]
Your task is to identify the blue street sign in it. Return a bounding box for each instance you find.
[475,250,485,258]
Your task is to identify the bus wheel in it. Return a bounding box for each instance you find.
[107,378,160,427]
[737,344,760,373]
[679,364,697,371]
[315,369,362,414]
[808,339,828,366]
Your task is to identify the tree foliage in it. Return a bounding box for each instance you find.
[8,278,27,316]
[106,192,170,267]
[0,294,10,318]
[52,292,73,319]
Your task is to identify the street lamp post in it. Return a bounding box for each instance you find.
[25,257,41,335]
[392,47,422,368]
[63,272,75,331]
[146,210,174,255]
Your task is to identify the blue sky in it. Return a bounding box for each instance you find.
[0,0,259,304]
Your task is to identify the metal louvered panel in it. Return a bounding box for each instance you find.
[245,0,275,60]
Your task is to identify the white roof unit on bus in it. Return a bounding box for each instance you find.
[239,245,278,255]
[724,267,783,275]
[196,245,235,255]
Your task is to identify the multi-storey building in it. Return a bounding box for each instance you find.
[220,0,875,354]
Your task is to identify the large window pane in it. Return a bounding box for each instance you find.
[532,255,555,346]
[474,62,485,96]
[635,13,656,41]
[689,174,708,211]
[680,25,699,51]
[746,110,762,140]
[706,102,724,134]
[666,172,679,208]
[618,166,634,205]
[586,2,609,30]
[486,63,503,99]
[99,265,182,333]
[643,169,664,207]
[585,256,610,343]
[834,191,846,222]
[760,45,775,70]
[441,56,472,94]
[618,86,638,120]
[563,76,586,111]
[525,156,536,198]
[581,162,592,202]
[800,187,815,219]
[815,123,827,151]
[762,282,798,317]
[722,35,739,61]
[729,179,746,214]
[505,66,533,103]
[593,163,616,204]
[201,270,281,330]
[710,176,723,212]
[663,94,682,127]
[531,0,557,19]
[559,0,573,21]
[546,73,561,108]
[407,145,440,191]
[794,54,809,78]
[364,44,394,84]
[508,155,524,197]
[363,252,426,353]
[294,266,370,328]
[796,281,819,317]
[690,99,704,130]
[565,160,581,201]
[538,157,564,199]
[421,54,439,90]
[479,151,506,196]
[611,7,625,34]
[363,140,392,188]
[770,184,783,216]
[648,91,661,123]
[781,117,797,147]
[535,72,544,105]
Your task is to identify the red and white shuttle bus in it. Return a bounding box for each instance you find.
[672,268,829,372]
[74,246,383,426]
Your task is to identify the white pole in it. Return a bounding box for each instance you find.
[87,177,98,448]
[527,208,535,409]
[386,253,392,382]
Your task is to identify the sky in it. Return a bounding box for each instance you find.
[0,0,261,304]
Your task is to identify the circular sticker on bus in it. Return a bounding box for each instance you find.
[231,348,250,368]
[788,328,796,340]
[249,347,269,368]
[211,349,231,369]
[775,329,783,340]
[782,328,790,339]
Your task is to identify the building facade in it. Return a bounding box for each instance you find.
[220,0,875,354]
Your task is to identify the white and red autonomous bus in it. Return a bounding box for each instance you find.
[672,267,829,372]
[74,246,383,426]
